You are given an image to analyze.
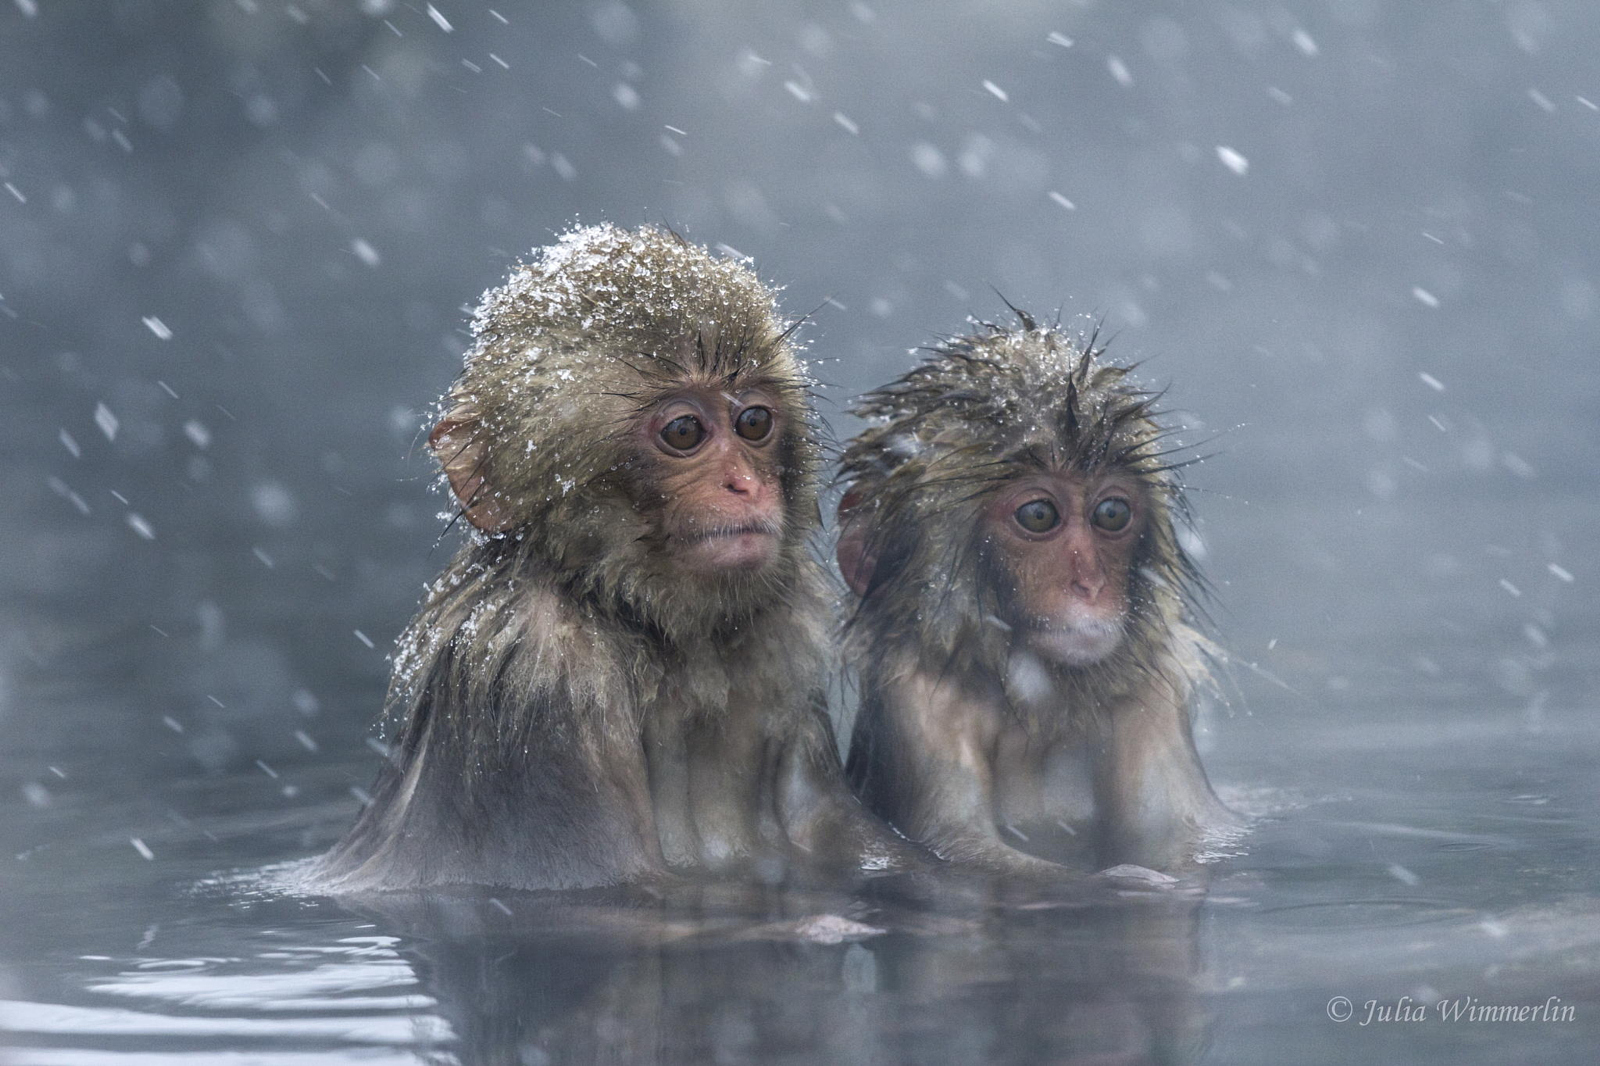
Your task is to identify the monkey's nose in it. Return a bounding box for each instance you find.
[1070,567,1106,602]
[723,467,758,495]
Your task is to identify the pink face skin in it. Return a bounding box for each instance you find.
[984,471,1144,667]
[641,386,787,575]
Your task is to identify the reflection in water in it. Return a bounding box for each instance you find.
[333,880,1215,1066]
[0,877,1214,1066]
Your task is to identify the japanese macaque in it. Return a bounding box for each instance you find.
[837,318,1240,875]
[313,223,919,893]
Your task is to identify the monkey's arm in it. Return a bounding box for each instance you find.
[775,694,933,876]
[848,673,1076,878]
[1094,682,1240,869]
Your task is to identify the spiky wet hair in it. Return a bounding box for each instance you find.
[839,319,1208,704]
[432,222,822,631]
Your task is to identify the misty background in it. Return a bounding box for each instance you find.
[1,0,1595,859]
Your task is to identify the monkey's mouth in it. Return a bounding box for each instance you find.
[1026,617,1124,667]
[684,519,782,543]
[675,520,783,571]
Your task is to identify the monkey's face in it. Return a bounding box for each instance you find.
[637,385,788,576]
[982,471,1143,667]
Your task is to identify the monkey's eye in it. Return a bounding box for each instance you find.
[734,405,774,442]
[1091,497,1132,533]
[1014,499,1060,534]
[660,414,706,451]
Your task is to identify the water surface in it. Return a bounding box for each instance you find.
[5,670,1598,1064]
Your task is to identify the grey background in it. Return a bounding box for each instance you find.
[1,0,1595,797]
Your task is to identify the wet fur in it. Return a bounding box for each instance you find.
[839,320,1236,871]
[314,225,904,892]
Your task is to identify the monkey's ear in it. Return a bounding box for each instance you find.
[835,492,876,597]
[429,404,516,533]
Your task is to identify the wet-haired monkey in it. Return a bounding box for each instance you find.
[837,319,1240,875]
[314,224,918,892]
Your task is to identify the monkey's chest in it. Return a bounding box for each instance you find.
[993,736,1099,863]
[639,692,786,873]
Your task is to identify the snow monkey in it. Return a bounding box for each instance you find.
[315,224,921,892]
[836,317,1240,876]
